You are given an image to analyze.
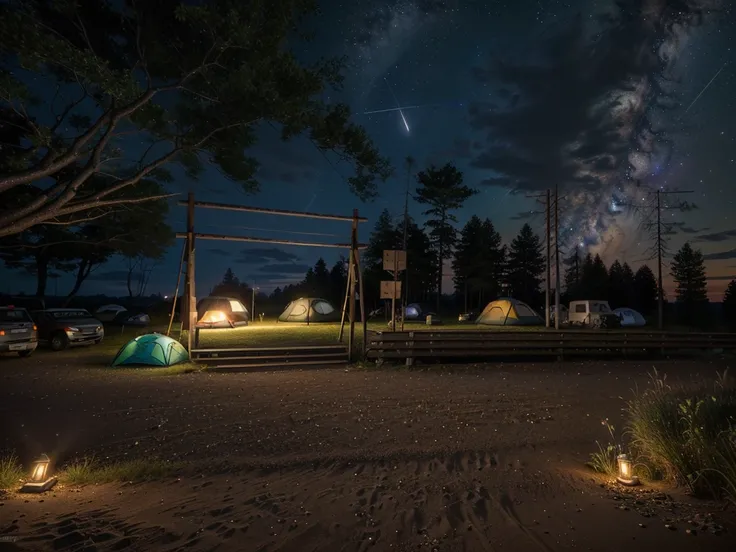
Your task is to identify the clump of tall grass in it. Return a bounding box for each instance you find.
[587,419,621,476]
[62,457,180,485]
[627,369,736,502]
[0,453,25,490]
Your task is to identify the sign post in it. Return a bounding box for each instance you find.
[382,250,406,331]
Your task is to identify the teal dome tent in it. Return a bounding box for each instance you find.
[111,333,189,367]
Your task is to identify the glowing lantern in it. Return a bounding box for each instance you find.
[20,453,57,493]
[199,310,228,324]
[616,453,639,486]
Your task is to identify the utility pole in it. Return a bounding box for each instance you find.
[401,156,414,331]
[554,184,561,329]
[650,189,694,330]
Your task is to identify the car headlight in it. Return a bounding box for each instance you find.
[65,327,79,332]
[96,326,102,332]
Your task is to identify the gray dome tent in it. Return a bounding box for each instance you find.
[278,297,340,323]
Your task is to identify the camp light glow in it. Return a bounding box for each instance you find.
[199,310,227,324]
[616,453,639,486]
[20,453,57,493]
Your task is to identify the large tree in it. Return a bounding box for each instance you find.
[0,0,391,237]
[563,247,583,301]
[579,253,608,300]
[670,242,708,324]
[414,163,476,311]
[634,264,658,315]
[452,216,504,311]
[607,260,627,308]
[505,223,544,307]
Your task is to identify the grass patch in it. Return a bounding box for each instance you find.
[0,453,24,491]
[590,370,736,501]
[110,361,206,376]
[61,457,181,485]
[626,370,736,501]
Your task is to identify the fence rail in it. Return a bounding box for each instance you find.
[191,344,349,372]
[366,330,736,363]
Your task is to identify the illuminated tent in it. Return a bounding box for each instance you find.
[613,307,646,327]
[476,297,543,326]
[278,297,340,323]
[196,296,249,328]
[404,303,425,320]
[111,334,189,367]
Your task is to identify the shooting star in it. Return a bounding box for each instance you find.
[363,104,427,115]
[685,61,727,113]
[384,77,410,133]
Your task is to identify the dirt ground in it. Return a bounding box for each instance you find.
[0,348,734,551]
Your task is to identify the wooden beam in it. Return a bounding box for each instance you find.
[178,200,368,223]
[175,232,367,249]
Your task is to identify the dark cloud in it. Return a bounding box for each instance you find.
[703,249,736,261]
[256,273,304,282]
[509,210,540,221]
[87,270,142,282]
[468,5,710,196]
[258,263,310,274]
[695,229,736,243]
[234,247,300,264]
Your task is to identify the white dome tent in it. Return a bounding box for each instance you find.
[613,307,646,327]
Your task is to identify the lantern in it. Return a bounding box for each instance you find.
[616,453,639,486]
[20,453,57,493]
[199,310,228,324]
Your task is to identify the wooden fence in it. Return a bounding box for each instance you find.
[366,330,736,364]
[191,344,349,371]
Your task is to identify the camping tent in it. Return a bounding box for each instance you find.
[196,296,249,328]
[613,307,646,327]
[278,297,340,323]
[111,333,189,367]
[405,303,432,320]
[476,297,543,326]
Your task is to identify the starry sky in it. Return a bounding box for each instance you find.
[1,0,735,301]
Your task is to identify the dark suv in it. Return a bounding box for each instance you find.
[0,306,38,357]
[31,309,104,351]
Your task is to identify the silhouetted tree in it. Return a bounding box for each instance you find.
[329,257,348,306]
[211,268,243,299]
[563,247,583,301]
[452,216,504,311]
[363,209,401,309]
[414,163,476,311]
[634,264,658,315]
[723,280,736,329]
[607,260,626,308]
[313,258,330,297]
[0,0,391,237]
[621,262,636,306]
[580,253,608,299]
[670,242,708,324]
[505,224,544,306]
[403,218,435,305]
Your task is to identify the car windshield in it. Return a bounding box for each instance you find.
[49,310,91,319]
[0,309,32,323]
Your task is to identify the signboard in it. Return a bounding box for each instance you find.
[382,249,406,272]
[380,280,402,299]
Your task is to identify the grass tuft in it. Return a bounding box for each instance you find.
[587,419,621,476]
[61,457,181,485]
[0,453,25,490]
[626,369,736,500]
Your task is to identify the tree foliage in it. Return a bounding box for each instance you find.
[505,223,544,306]
[0,0,391,237]
[634,264,657,315]
[670,242,708,322]
[414,163,476,310]
[723,279,736,328]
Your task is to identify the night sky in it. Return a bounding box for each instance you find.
[1,0,735,301]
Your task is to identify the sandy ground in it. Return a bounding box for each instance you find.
[0,349,734,551]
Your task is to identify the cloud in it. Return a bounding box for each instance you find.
[695,229,736,243]
[509,210,540,221]
[258,263,310,274]
[467,3,715,258]
[703,249,736,261]
[234,247,300,264]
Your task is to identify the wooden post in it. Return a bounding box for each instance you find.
[545,189,551,328]
[185,192,196,353]
[348,210,358,361]
[338,247,353,343]
[554,184,561,330]
[354,211,367,360]
[166,241,187,336]
[391,251,398,331]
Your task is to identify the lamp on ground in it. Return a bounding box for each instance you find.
[616,453,639,486]
[199,310,228,324]
[20,453,57,493]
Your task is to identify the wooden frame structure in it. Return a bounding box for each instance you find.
[175,193,368,360]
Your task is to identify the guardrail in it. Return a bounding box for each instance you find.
[191,344,349,371]
[366,329,736,364]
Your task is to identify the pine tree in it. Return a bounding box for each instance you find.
[580,254,608,299]
[414,163,476,311]
[670,242,708,324]
[607,260,626,308]
[329,258,348,306]
[479,219,505,306]
[452,216,483,310]
[505,223,544,306]
[723,280,736,328]
[563,247,582,301]
[621,262,636,306]
[363,209,401,309]
[402,218,435,304]
[634,265,658,314]
[211,268,243,299]
[313,258,330,297]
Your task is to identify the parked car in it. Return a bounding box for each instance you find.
[0,306,38,357]
[567,300,620,328]
[31,309,104,351]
